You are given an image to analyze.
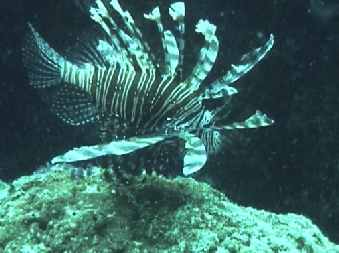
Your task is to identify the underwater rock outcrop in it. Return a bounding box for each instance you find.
[0,165,338,252]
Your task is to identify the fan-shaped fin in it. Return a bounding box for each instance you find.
[22,24,64,88]
[51,85,98,126]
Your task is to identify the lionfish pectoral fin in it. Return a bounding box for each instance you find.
[199,111,273,154]
[215,111,274,131]
[22,24,64,88]
[178,133,207,176]
[51,85,98,126]
[203,34,274,100]
[51,135,166,164]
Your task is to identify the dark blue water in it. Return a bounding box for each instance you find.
[0,0,339,243]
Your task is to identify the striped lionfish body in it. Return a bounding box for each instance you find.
[23,0,274,175]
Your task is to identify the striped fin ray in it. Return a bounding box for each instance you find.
[200,128,223,154]
[107,63,155,127]
[66,31,110,67]
[144,72,203,131]
[214,110,274,131]
[144,74,177,129]
[51,135,167,164]
[95,66,108,107]
[22,24,64,88]
[51,85,98,126]
[179,132,207,176]
[50,131,207,176]
[90,0,154,70]
[203,34,274,100]
[134,68,156,128]
[184,20,219,91]
[162,31,179,75]
[169,2,186,80]
[200,83,238,101]
[118,66,136,122]
[89,1,132,68]
[109,0,155,67]
[172,96,204,128]
[165,79,213,129]
[199,110,274,153]
[144,7,179,75]
[130,70,148,123]
[61,59,97,93]
[95,39,120,65]
[103,62,131,120]
[96,64,118,115]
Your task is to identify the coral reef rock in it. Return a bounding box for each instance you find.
[0,165,338,252]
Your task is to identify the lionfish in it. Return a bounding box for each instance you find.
[23,0,274,176]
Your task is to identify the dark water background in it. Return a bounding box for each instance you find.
[0,0,339,243]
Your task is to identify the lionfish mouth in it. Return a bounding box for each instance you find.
[23,0,274,176]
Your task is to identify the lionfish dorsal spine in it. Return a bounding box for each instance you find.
[184,20,219,92]
[214,111,274,132]
[169,2,186,80]
[202,34,275,101]
[89,0,155,71]
[109,0,156,65]
[144,22,220,130]
[144,7,180,76]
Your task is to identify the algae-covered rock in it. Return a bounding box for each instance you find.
[0,165,338,252]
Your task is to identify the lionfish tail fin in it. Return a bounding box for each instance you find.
[22,23,64,88]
